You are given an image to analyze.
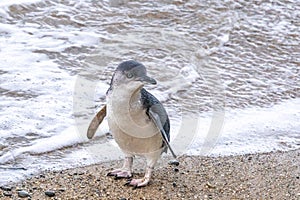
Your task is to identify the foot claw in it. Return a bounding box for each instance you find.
[124,180,131,186]
[133,185,138,190]
[126,178,132,182]
[107,172,114,176]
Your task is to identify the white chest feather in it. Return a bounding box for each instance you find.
[106,87,162,154]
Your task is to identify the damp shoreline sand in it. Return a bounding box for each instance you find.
[1,149,299,200]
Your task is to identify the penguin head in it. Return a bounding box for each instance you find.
[109,60,156,91]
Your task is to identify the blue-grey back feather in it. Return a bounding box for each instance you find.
[140,88,170,142]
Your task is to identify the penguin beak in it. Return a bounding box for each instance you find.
[138,75,157,85]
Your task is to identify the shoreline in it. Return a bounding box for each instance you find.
[1,149,299,199]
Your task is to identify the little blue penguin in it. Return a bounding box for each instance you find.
[87,60,177,188]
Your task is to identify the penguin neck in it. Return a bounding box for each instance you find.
[108,84,143,106]
[130,85,143,103]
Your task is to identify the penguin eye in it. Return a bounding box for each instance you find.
[126,73,133,79]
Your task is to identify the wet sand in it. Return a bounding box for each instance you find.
[1,150,299,200]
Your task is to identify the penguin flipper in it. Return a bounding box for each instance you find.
[87,105,107,139]
[148,108,177,159]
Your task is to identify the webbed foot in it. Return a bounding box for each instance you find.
[107,169,132,179]
[124,177,150,188]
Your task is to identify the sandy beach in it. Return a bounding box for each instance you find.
[1,149,299,200]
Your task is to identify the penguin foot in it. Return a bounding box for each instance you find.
[107,169,132,179]
[124,177,150,188]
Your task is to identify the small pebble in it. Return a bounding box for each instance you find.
[18,190,31,198]
[169,160,180,166]
[174,168,179,172]
[45,190,56,197]
[205,182,216,189]
[0,186,12,191]
[39,174,45,178]
[172,182,177,187]
[3,192,12,197]
[58,188,66,192]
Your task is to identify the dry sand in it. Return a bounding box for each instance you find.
[1,150,299,200]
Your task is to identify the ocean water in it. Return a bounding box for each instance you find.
[0,0,299,186]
